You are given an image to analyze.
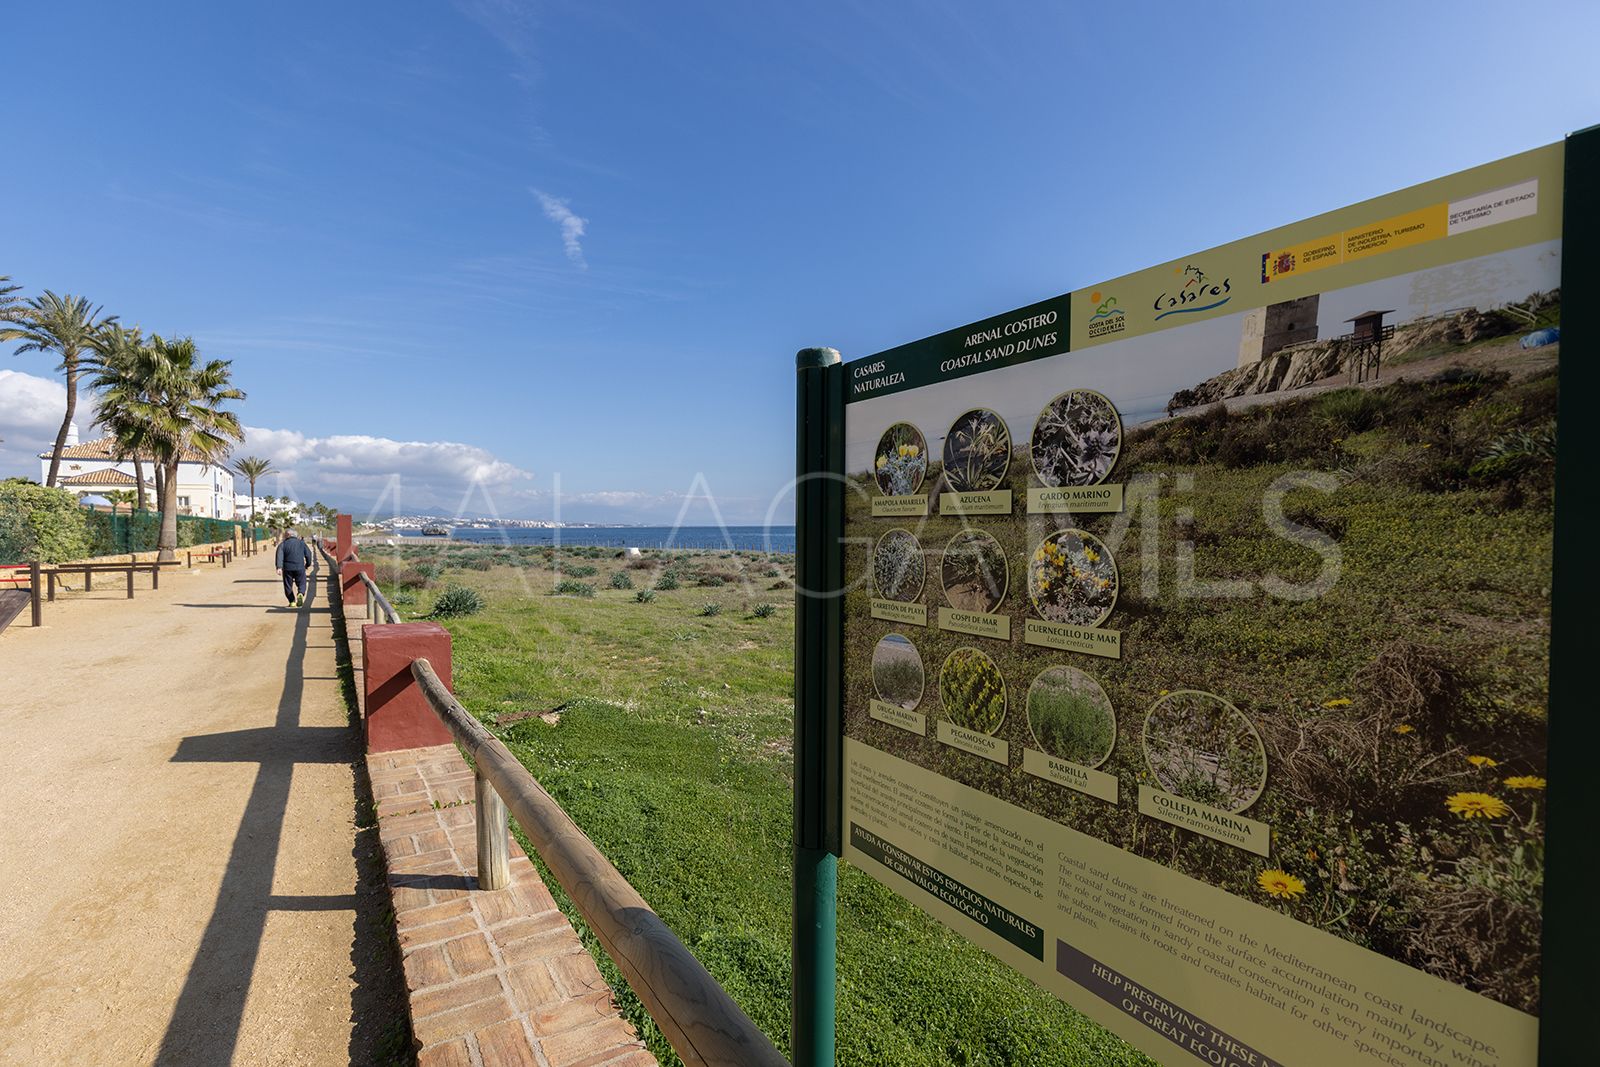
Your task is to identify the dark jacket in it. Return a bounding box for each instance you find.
[275,536,312,571]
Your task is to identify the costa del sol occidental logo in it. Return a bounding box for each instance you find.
[1153,264,1231,321]
[1086,291,1125,339]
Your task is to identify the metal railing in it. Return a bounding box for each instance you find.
[409,657,789,1067]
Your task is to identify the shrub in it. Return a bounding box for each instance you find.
[939,648,1005,734]
[699,602,721,617]
[565,564,598,577]
[697,574,726,587]
[634,588,656,603]
[396,567,431,590]
[416,562,444,579]
[428,585,484,618]
[390,591,417,606]
[655,572,680,591]
[872,636,924,708]
[1313,387,1395,434]
[763,567,782,578]
[555,580,596,598]
[874,529,924,601]
[0,480,91,563]
[752,602,776,618]
[1026,667,1114,765]
[609,571,634,589]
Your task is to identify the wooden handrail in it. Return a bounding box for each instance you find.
[409,657,790,1067]
[359,572,400,624]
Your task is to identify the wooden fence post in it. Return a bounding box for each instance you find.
[475,772,511,890]
[30,562,41,626]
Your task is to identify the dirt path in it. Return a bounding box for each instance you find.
[0,552,406,1065]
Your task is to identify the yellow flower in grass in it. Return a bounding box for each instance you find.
[1083,547,1100,563]
[1504,776,1546,790]
[876,455,888,470]
[1322,697,1351,708]
[1393,724,1414,735]
[1466,754,1498,768]
[1257,869,1307,899]
[1445,792,1510,819]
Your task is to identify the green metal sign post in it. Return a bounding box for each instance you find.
[1539,123,1598,1067]
[793,346,844,1067]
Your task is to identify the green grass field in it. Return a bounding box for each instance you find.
[365,544,1151,1066]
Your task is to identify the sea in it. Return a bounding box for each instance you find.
[397,524,797,553]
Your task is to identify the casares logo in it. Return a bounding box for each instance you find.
[1153,264,1231,321]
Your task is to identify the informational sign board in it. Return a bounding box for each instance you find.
[838,141,1574,1067]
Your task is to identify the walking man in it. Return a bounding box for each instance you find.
[275,528,314,607]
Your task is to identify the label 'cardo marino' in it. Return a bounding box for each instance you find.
[1026,483,1124,515]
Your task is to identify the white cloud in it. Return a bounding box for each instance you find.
[533,189,588,268]
[239,425,534,512]
[0,369,101,477]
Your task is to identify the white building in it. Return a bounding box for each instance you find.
[235,493,303,521]
[44,430,237,519]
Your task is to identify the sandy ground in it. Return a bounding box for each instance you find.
[0,552,405,1065]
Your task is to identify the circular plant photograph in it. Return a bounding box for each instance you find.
[1142,690,1267,813]
[1026,666,1116,768]
[873,528,925,603]
[938,646,1006,735]
[940,529,1007,613]
[1027,529,1117,627]
[871,633,924,710]
[1030,389,1122,487]
[942,408,1011,492]
[874,422,928,495]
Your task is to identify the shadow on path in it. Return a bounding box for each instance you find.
[156,559,410,1065]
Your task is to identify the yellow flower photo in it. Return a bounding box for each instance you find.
[1256,869,1307,899]
[1444,792,1510,819]
[1466,754,1498,768]
[1504,776,1546,790]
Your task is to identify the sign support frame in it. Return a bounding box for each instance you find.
[792,346,844,1067]
[1538,122,1598,1067]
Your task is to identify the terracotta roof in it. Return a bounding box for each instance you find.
[58,467,149,488]
[43,435,212,463]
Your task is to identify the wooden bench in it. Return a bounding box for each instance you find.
[186,548,233,569]
[44,560,179,601]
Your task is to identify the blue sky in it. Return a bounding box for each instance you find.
[2,1,1596,522]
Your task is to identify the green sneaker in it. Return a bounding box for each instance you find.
[296,593,305,607]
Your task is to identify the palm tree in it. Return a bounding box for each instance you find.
[89,335,245,561]
[103,489,135,517]
[0,276,24,324]
[1,292,117,487]
[90,324,155,512]
[232,456,276,526]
